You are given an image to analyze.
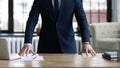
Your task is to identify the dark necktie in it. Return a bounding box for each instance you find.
[54,0,59,20]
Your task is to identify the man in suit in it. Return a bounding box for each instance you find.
[19,0,96,56]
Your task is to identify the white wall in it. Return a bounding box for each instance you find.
[112,0,120,22]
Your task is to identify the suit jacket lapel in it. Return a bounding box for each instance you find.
[47,0,55,20]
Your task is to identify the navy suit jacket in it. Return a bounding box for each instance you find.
[25,0,90,53]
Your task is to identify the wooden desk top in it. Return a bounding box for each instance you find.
[0,54,120,67]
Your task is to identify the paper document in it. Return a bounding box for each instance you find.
[21,54,44,61]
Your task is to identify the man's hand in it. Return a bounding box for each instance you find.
[80,43,96,56]
[18,45,36,56]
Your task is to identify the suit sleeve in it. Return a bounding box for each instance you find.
[74,0,90,43]
[24,0,41,44]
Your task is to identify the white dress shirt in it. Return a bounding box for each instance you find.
[52,0,61,9]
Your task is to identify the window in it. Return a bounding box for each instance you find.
[82,0,107,23]
[0,0,111,33]
[0,0,8,31]
[14,0,33,32]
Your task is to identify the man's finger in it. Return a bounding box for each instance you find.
[85,49,88,56]
[23,49,27,56]
[31,50,36,56]
[19,48,25,56]
[26,48,30,56]
[18,51,22,56]
[92,50,96,56]
[19,51,24,56]
[89,50,94,56]
[79,51,83,55]
[90,49,96,56]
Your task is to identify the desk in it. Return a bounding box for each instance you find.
[0,54,120,67]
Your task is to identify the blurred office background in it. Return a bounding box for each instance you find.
[0,0,112,32]
[0,0,120,53]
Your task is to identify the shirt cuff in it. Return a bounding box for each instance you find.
[24,43,32,46]
[83,42,90,45]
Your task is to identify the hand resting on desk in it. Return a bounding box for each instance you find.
[80,43,96,56]
[18,43,96,57]
[18,45,36,56]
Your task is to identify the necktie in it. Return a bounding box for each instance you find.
[54,0,59,20]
